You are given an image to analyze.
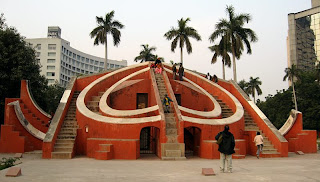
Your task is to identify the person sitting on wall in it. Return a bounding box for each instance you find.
[213,74,218,83]
[206,72,211,80]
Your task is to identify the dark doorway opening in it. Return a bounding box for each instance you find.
[137,93,148,109]
[175,94,181,105]
[184,127,201,157]
[140,127,159,155]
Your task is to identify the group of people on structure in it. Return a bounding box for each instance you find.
[215,125,264,173]
[172,63,184,81]
[151,58,163,74]
[206,72,218,83]
[151,59,263,173]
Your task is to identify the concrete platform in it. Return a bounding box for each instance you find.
[0,152,319,182]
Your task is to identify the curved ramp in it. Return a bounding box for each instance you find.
[8,101,46,140]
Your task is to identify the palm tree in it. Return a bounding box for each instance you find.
[164,18,201,65]
[208,35,231,80]
[134,44,157,63]
[209,5,257,82]
[283,64,301,110]
[90,10,124,70]
[238,79,250,96]
[247,77,262,103]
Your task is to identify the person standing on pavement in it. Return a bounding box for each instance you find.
[215,125,235,173]
[254,131,264,159]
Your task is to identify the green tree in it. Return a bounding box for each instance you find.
[257,89,292,129]
[283,64,301,110]
[164,17,201,65]
[209,5,257,82]
[258,71,320,132]
[247,77,262,103]
[0,21,48,125]
[208,35,231,80]
[134,44,156,63]
[90,10,124,70]
[44,82,65,114]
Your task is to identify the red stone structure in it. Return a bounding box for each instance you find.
[0,62,317,159]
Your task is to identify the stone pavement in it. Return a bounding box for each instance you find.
[0,152,319,182]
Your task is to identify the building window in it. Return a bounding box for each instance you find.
[47,59,55,63]
[90,59,94,64]
[115,65,119,68]
[47,72,55,76]
[99,62,104,67]
[36,44,41,50]
[48,79,55,84]
[86,58,89,63]
[36,52,41,57]
[73,53,76,58]
[48,52,56,56]
[48,44,56,50]
[47,66,55,70]
[94,61,99,65]
[77,55,80,60]
[110,64,114,68]
[94,66,98,71]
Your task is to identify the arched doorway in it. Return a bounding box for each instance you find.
[140,127,160,156]
[184,127,201,157]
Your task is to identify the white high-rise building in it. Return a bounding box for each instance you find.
[26,26,127,86]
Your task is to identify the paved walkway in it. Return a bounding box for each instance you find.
[0,152,319,182]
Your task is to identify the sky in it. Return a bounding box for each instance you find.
[1,0,311,101]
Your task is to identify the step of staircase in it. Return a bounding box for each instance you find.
[51,151,72,159]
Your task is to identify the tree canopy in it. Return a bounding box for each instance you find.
[258,71,320,131]
[0,15,64,125]
[209,5,257,82]
[134,44,157,63]
[90,11,124,70]
[164,17,201,65]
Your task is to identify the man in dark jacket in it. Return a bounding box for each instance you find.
[215,125,235,173]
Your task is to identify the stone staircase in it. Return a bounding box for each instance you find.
[19,100,48,130]
[51,91,80,159]
[244,110,280,157]
[154,72,185,160]
[213,95,233,118]
[86,89,108,115]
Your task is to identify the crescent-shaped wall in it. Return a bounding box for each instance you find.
[77,62,161,124]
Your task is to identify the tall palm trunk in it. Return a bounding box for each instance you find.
[222,61,226,80]
[104,37,108,71]
[292,81,298,110]
[252,88,256,103]
[231,47,237,82]
[180,46,183,65]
